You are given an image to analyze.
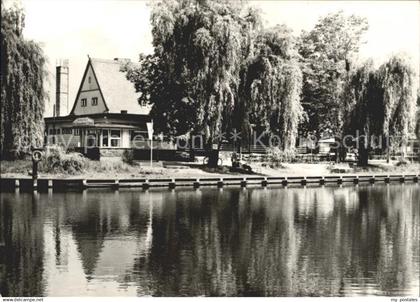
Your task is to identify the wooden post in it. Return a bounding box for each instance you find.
[169,179,176,189]
[217,178,224,188]
[262,177,268,187]
[143,179,150,190]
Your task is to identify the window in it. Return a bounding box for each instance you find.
[91,97,98,106]
[62,128,72,135]
[88,76,91,84]
[49,128,62,135]
[101,129,121,147]
[81,98,87,107]
[102,129,109,147]
[86,130,97,147]
[110,130,121,147]
[74,129,80,136]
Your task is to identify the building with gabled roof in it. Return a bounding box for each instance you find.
[44,57,152,158]
[69,58,149,116]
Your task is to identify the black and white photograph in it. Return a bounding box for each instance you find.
[0,0,419,300]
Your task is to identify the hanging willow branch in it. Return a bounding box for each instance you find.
[342,54,417,165]
[1,5,47,159]
[242,25,304,151]
[141,0,263,145]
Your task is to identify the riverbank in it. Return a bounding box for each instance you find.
[1,159,419,179]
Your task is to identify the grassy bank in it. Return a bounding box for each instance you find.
[1,159,419,179]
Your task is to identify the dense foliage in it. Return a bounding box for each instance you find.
[342,60,383,165]
[380,55,417,146]
[40,147,87,175]
[126,0,303,162]
[1,4,47,159]
[126,2,417,166]
[241,25,303,151]
[299,11,368,136]
[131,0,252,142]
[342,54,417,165]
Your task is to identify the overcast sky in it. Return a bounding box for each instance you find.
[6,0,420,116]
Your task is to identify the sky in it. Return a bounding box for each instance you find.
[5,0,420,116]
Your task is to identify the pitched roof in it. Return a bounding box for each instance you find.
[89,58,149,115]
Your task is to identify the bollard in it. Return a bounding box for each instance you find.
[262,177,268,187]
[353,176,359,185]
[217,178,224,188]
[142,180,150,190]
[169,179,176,189]
[112,180,119,190]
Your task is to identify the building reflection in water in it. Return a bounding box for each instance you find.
[0,184,418,296]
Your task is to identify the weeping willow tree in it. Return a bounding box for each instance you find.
[126,0,303,164]
[240,25,303,152]
[126,0,261,166]
[1,4,47,159]
[379,55,417,161]
[342,54,417,166]
[342,60,383,166]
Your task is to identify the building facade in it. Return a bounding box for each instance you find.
[45,57,153,158]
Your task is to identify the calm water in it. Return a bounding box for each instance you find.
[0,184,419,297]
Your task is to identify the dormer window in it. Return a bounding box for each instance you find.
[81,98,87,107]
[92,97,98,106]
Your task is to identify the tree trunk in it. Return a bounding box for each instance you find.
[207,149,219,167]
[358,139,369,166]
[335,137,341,163]
[189,136,195,162]
[339,145,347,162]
[357,132,370,166]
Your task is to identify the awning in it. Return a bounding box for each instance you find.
[73,117,94,126]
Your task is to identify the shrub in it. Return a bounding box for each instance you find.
[122,149,134,165]
[87,160,131,173]
[40,146,87,175]
[0,159,32,174]
[396,159,409,166]
[267,147,296,167]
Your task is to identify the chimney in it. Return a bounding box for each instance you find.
[113,57,131,64]
[55,59,69,117]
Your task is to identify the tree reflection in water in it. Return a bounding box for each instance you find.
[0,184,418,296]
